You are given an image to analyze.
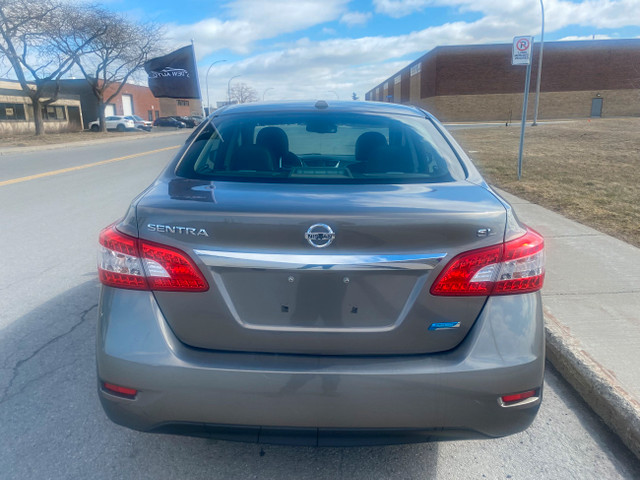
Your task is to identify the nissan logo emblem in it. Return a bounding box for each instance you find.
[305,224,335,248]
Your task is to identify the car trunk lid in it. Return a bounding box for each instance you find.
[134,179,507,355]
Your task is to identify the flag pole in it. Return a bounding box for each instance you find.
[191,39,205,117]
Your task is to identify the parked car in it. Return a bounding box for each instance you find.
[171,115,197,128]
[88,115,135,132]
[97,100,545,446]
[190,114,204,124]
[153,116,186,128]
[125,115,152,132]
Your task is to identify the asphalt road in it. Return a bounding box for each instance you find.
[0,134,638,479]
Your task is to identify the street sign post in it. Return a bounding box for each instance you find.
[512,36,533,65]
[513,36,534,180]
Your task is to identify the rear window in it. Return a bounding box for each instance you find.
[175,112,466,184]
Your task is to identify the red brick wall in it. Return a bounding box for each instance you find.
[420,53,437,99]
[400,69,410,103]
[369,39,640,101]
[431,41,640,97]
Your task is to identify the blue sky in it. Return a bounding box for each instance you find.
[104,0,640,106]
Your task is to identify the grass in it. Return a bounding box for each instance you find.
[0,130,149,148]
[450,117,640,248]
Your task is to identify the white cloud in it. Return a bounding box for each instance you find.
[374,0,640,30]
[340,11,373,27]
[201,19,525,104]
[168,0,349,56]
[373,0,432,18]
[226,0,348,31]
[183,0,640,105]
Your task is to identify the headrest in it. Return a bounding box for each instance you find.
[230,145,274,171]
[355,131,388,163]
[367,145,414,173]
[256,127,289,157]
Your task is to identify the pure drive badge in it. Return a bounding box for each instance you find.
[147,224,209,237]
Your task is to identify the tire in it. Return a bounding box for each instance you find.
[116,124,126,132]
[90,124,99,132]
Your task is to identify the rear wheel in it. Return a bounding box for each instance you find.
[90,124,99,132]
[116,124,126,132]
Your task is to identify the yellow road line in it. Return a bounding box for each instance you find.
[0,145,180,188]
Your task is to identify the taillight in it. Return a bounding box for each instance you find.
[98,225,209,292]
[102,382,138,398]
[430,228,544,296]
[500,389,537,404]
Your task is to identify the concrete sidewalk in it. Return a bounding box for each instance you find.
[495,187,640,459]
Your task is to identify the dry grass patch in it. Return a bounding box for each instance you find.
[450,118,640,248]
[1,130,145,148]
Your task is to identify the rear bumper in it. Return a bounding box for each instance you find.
[96,288,544,445]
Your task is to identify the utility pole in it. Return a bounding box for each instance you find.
[532,0,545,126]
[512,36,534,180]
[205,60,226,115]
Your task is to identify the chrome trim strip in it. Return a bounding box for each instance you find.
[194,249,446,271]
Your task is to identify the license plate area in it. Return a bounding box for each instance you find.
[216,269,423,331]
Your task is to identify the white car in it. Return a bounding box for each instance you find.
[89,115,135,132]
[125,115,153,132]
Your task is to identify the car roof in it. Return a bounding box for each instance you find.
[216,100,427,118]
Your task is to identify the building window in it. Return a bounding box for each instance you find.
[0,103,26,120]
[394,75,401,85]
[410,63,421,76]
[177,100,190,106]
[42,105,66,120]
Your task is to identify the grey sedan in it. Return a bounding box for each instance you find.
[97,100,545,446]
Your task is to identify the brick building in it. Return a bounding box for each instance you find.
[56,79,202,129]
[365,39,640,122]
[159,98,198,117]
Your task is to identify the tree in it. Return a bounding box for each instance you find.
[229,82,258,104]
[0,0,94,135]
[54,6,161,132]
[352,92,359,101]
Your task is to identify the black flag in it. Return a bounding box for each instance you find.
[144,45,200,99]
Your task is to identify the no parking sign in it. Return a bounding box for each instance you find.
[512,35,535,180]
[512,36,533,65]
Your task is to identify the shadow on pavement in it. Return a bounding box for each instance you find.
[0,280,440,480]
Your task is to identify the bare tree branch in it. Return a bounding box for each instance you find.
[229,82,258,104]
[0,0,94,135]
[53,5,163,131]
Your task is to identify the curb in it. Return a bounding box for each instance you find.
[545,308,640,460]
[0,129,187,156]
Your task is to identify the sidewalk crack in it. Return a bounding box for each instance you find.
[0,304,97,405]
